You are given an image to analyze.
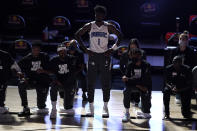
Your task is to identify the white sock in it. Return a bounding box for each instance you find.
[126,108,129,114]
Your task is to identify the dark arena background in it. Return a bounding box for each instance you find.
[0,0,197,131]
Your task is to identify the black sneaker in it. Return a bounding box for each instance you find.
[18,107,31,117]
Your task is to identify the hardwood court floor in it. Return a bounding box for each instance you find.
[0,87,197,131]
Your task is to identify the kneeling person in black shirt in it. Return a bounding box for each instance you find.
[122,49,152,122]
[49,44,79,119]
[0,50,21,114]
[18,42,51,117]
[163,56,192,119]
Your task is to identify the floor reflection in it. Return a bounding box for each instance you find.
[1,88,197,131]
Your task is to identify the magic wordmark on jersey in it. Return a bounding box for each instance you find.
[91,32,107,38]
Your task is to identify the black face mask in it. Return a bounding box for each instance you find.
[132,57,138,63]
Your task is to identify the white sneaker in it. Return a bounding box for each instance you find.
[0,107,9,114]
[86,103,94,116]
[137,112,151,119]
[102,106,109,117]
[143,113,151,119]
[37,108,49,114]
[122,113,130,122]
[175,98,181,104]
[50,108,57,119]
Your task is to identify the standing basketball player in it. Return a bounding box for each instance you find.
[75,5,122,117]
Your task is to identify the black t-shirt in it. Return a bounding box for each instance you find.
[18,52,50,84]
[0,50,14,84]
[50,55,78,83]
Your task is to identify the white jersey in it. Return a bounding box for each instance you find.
[89,21,109,53]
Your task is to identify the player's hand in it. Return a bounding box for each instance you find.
[172,87,177,92]
[36,69,45,74]
[104,48,113,57]
[136,85,148,92]
[17,72,24,79]
[122,75,128,82]
[86,49,94,56]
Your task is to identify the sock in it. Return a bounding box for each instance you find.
[126,108,129,114]
[104,102,108,108]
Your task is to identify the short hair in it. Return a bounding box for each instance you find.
[94,5,107,15]
[173,56,182,64]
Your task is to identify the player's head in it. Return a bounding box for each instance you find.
[57,44,67,58]
[129,48,142,64]
[172,56,182,70]
[94,5,107,22]
[179,33,189,48]
[32,41,41,57]
[128,38,140,51]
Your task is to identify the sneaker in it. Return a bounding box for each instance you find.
[18,107,30,117]
[137,112,151,119]
[122,113,130,122]
[65,108,75,115]
[86,103,94,116]
[50,108,57,119]
[175,98,181,104]
[143,113,151,119]
[59,108,67,113]
[102,106,109,118]
[59,108,75,115]
[0,107,9,114]
[37,108,49,114]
